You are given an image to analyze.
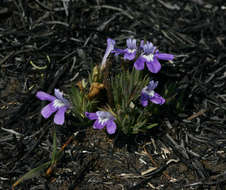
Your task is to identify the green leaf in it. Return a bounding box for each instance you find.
[51,127,57,165]
[70,85,97,121]
[146,123,158,129]
[12,161,51,188]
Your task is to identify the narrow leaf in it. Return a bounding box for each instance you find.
[12,161,51,189]
[51,127,57,165]
[146,123,158,129]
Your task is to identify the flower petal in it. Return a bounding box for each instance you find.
[156,53,174,60]
[96,111,115,120]
[134,56,145,70]
[124,51,136,61]
[101,38,115,69]
[54,89,63,99]
[93,120,105,130]
[150,92,165,105]
[146,58,161,73]
[131,39,137,49]
[140,40,145,50]
[54,106,67,125]
[41,102,57,119]
[106,120,117,134]
[140,93,149,107]
[85,112,98,120]
[54,89,70,107]
[126,38,132,48]
[36,91,56,101]
[113,48,124,56]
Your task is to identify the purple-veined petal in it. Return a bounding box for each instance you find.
[143,42,155,54]
[146,58,161,73]
[140,40,145,50]
[113,48,125,56]
[134,56,145,70]
[101,38,115,69]
[41,102,57,119]
[96,111,115,121]
[54,89,70,107]
[131,39,137,49]
[124,51,136,61]
[54,106,67,125]
[106,120,117,134]
[127,38,137,50]
[156,53,174,60]
[140,93,149,107]
[147,80,158,91]
[54,89,63,100]
[126,38,132,48]
[36,91,56,101]
[93,120,105,130]
[85,112,98,120]
[150,92,165,105]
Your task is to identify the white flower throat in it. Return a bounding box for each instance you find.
[143,87,155,97]
[128,49,136,53]
[143,54,154,62]
[148,90,154,97]
[53,99,65,108]
[97,111,112,125]
[98,116,109,125]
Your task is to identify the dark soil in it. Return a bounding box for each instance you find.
[0,0,226,189]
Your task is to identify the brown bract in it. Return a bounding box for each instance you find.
[87,82,105,100]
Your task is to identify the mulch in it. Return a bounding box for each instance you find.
[0,0,226,189]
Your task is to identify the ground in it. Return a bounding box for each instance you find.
[0,0,226,190]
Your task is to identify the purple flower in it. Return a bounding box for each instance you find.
[101,38,116,70]
[114,38,137,61]
[36,89,70,125]
[140,80,165,107]
[85,111,117,134]
[134,41,174,73]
